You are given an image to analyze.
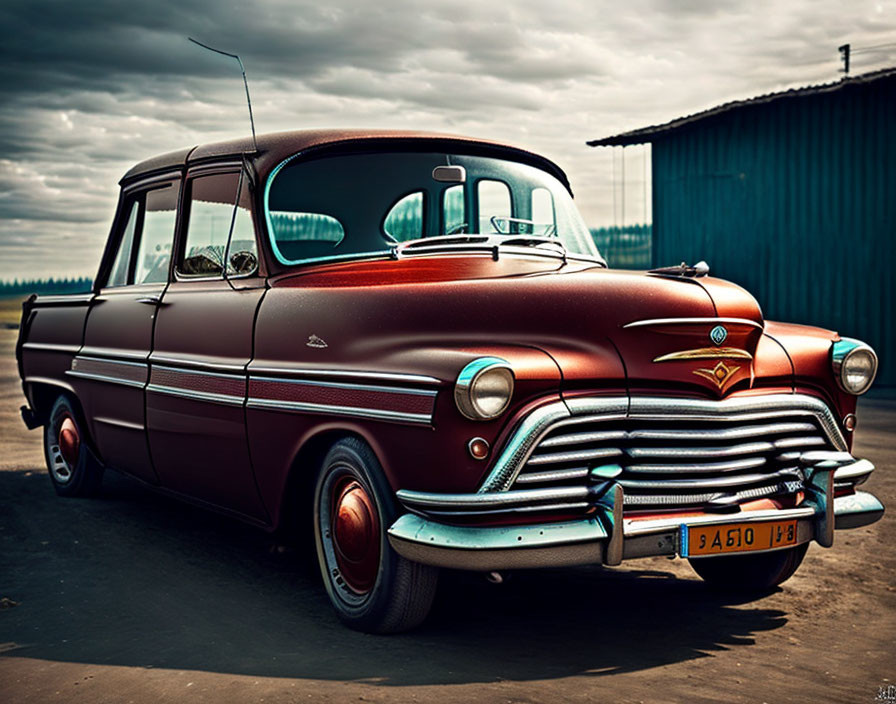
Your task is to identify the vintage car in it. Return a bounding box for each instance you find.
[16,129,884,633]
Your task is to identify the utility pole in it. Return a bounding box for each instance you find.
[839,44,850,75]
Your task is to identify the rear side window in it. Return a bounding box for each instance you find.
[179,171,259,278]
[135,184,178,285]
[180,173,239,277]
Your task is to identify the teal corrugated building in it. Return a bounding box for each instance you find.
[588,67,896,387]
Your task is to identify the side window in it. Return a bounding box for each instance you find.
[179,173,240,278]
[477,180,511,233]
[443,184,465,235]
[106,200,139,287]
[383,192,423,242]
[135,183,178,285]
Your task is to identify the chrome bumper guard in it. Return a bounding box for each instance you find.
[388,455,884,571]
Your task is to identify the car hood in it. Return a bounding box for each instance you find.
[269,255,784,397]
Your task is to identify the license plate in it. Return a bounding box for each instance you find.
[681,520,798,557]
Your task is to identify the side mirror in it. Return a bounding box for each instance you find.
[228,250,258,277]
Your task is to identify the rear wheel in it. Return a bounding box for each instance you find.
[689,542,809,592]
[43,396,104,497]
[313,437,438,633]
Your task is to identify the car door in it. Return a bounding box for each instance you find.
[73,175,181,484]
[146,163,268,520]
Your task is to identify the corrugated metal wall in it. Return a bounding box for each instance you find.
[652,75,895,386]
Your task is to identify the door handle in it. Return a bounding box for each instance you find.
[136,295,165,306]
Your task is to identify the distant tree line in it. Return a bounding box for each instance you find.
[0,277,94,297]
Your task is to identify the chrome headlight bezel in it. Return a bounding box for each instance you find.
[831,338,878,395]
[454,357,514,420]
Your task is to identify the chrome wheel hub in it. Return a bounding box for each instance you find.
[49,415,79,484]
[331,479,380,594]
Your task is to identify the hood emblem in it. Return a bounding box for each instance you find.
[306,334,328,349]
[709,325,728,346]
[694,360,740,390]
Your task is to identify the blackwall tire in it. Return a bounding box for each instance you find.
[688,542,810,592]
[313,437,438,633]
[43,396,104,497]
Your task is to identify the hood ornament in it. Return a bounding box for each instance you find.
[306,334,328,349]
[648,260,710,278]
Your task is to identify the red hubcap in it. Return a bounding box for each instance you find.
[58,416,80,467]
[332,479,380,593]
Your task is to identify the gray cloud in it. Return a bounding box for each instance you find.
[0,0,894,279]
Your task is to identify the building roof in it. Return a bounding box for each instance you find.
[587,66,896,147]
[121,128,572,191]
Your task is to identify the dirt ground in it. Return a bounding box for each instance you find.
[0,325,893,704]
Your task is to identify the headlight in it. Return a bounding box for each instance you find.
[455,357,514,420]
[832,338,878,395]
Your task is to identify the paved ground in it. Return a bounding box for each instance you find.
[1,326,894,703]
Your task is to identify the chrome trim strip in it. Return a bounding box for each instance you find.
[31,293,94,306]
[94,416,145,431]
[147,383,244,406]
[624,422,818,442]
[78,347,148,362]
[65,369,145,389]
[624,455,768,474]
[398,486,589,510]
[250,366,442,385]
[150,355,246,373]
[539,429,629,449]
[513,467,591,485]
[653,347,753,362]
[527,447,622,466]
[21,342,82,354]
[622,317,764,330]
[246,397,432,424]
[249,375,438,398]
[625,440,774,460]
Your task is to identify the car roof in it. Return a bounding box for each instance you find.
[119,128,572,193]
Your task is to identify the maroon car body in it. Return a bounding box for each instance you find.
[16,130,884,632]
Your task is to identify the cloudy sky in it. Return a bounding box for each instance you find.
[0,0,893,280]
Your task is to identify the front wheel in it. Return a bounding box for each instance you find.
[43,396,104,497]
[313,437,438,633]
[689,542,810,592]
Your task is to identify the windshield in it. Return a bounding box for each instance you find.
[265,151,600,265]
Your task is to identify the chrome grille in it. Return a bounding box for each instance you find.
[510,414,835,510]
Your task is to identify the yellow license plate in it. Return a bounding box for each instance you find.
[682,519,798,557]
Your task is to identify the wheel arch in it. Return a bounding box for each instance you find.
[273,426,390,540]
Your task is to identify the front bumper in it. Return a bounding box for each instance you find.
[387,459,885,571]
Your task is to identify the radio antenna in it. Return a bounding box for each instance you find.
[188,37,258,152]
